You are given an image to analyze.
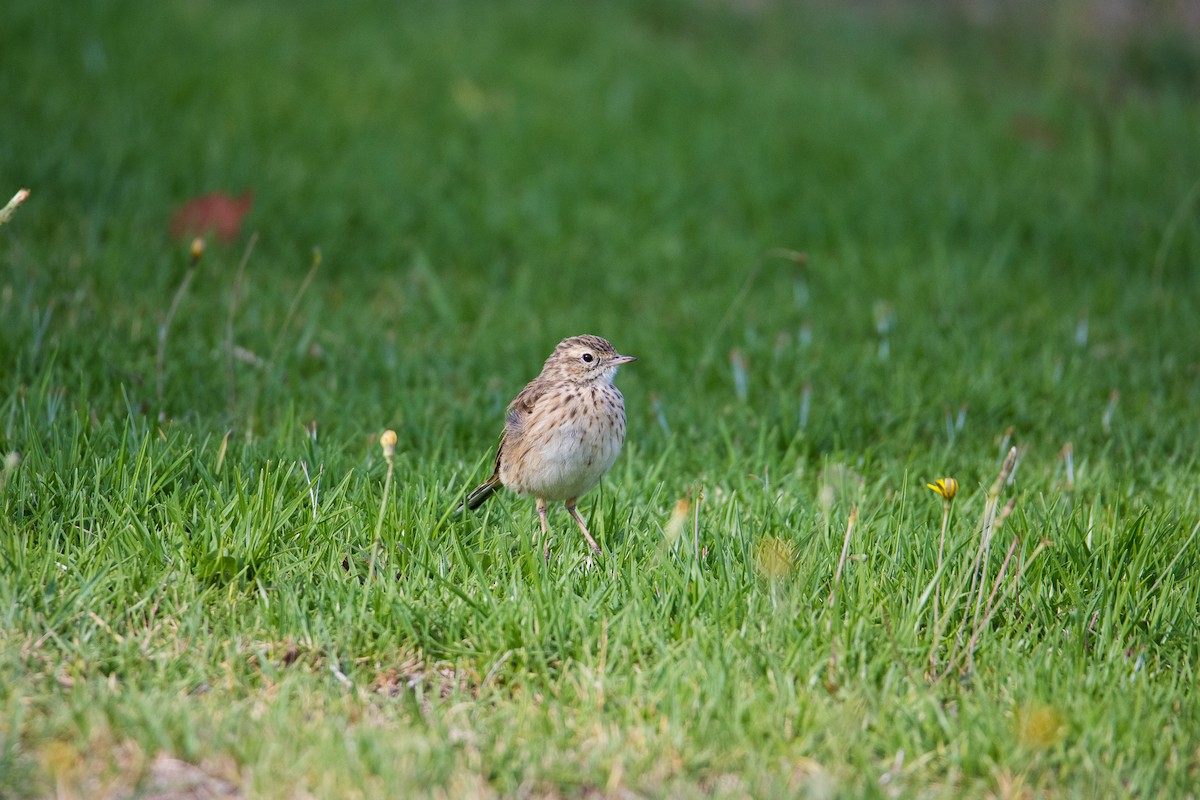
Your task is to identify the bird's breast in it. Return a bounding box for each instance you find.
[499,386,626,501]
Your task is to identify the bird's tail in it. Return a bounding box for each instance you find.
[457,474,501,514]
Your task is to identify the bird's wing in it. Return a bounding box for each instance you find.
[505,379,546,434]
[491,378,546,474]
[488,430,506,477]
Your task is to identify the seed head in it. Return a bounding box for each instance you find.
[0,188,30,225]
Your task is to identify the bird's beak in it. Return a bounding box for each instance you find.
[611,354,637,365]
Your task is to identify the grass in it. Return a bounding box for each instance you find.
[3,0,1200,796]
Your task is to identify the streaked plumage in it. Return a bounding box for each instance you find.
[461,334,636,555]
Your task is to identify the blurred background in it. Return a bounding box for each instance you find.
[2,0,1198,462]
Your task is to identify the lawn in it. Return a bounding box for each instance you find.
[2,1,1199,797]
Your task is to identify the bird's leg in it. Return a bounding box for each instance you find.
[537,497,551,562]
[566,499,603,555]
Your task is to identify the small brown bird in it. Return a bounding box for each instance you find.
[461,334,636,556]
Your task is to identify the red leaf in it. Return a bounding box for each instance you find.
[170,191,253,243]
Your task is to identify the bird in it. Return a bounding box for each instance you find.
[460,334,636,556]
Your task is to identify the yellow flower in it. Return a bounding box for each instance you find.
[754,536,796,581]
[1016,703,1064,749]
[380,429,397,460]
[927,477,958,502]
[664,498,690,543]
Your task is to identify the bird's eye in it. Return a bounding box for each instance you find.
[581,353,594,363]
